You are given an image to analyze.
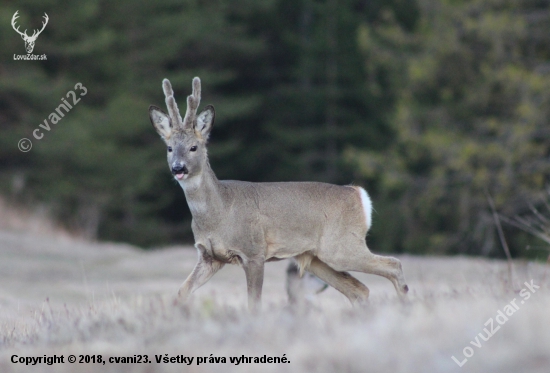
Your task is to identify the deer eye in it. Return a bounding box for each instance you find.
[167,146,172,152]
[190,146,198,152]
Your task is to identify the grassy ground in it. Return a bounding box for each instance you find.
[0,228,549,373]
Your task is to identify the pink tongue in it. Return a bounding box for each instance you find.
[176,173,184,180]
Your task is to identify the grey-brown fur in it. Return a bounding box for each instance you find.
[149,77,409,312]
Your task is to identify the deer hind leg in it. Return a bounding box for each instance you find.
[178,244,225,300]
[305,256,370,305]
[320,246,409,298]
[354,250,409,297]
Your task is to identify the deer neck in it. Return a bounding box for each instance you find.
[179,160,223,221]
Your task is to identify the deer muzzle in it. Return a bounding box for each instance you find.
[171,164,189,179]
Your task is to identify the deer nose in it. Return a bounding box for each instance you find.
[171,164,189,175]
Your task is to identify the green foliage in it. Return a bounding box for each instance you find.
[1,0,407,247]
[0,0,272,245]
[347,0,550,257]
[2,0,549,257]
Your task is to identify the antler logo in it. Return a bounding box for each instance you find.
[11,11,49,54]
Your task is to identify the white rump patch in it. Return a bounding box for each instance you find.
[356,187,372,231]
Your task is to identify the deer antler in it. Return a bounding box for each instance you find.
[30,13,49,39]
[183,77,201,130]
[11,11,48,40]
[162,79,183,127]
[161,77,201,130]
[11,11,28,38]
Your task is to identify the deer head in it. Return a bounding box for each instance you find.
[12,11,49,54]
[149,78,215,181]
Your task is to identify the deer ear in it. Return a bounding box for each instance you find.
[195,105,215,140]
[149,105,172,139]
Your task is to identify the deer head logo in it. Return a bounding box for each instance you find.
[11,11,49,54]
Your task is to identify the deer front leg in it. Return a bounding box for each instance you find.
[178,244,224,300]
[243,258,265,313]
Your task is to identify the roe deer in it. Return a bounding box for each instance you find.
[149,77,409,312]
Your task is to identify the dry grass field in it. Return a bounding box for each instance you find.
[0,224,549,373]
